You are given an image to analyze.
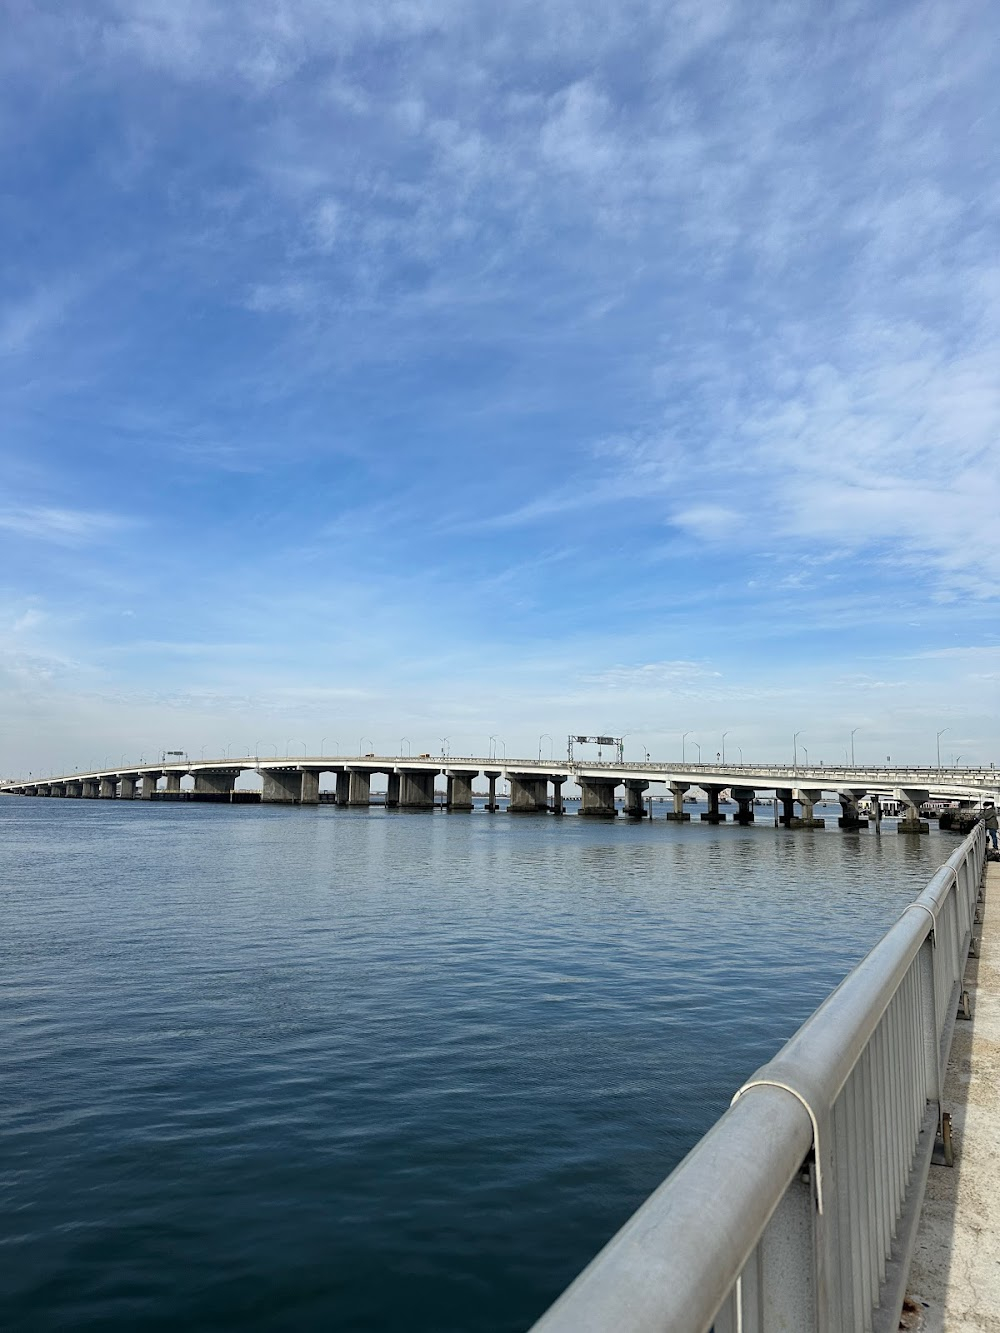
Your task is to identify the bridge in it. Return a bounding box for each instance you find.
[3,755,998,833]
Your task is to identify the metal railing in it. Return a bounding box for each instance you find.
[530,824,986,1333]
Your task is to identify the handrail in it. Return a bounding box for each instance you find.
[529,824,986,1333]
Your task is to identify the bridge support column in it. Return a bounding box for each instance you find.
[508,773,550,812]
[300,770,319,805]
[791,789,825,829]
[335,770,350,805]
[897,788,930,834]
[262,769,302,803]
[776,788,795,827]
[701,786,726,823]
[385,772,400,809]
[81,779,99,798]
[65,781,82,798]
[119,775,138,799]
[484,770,500,811]
[398,769,436,809]
[579,776,618,817]
[48,784,63,797]
[194,770,236,798]
[731,787,755,825]
[624,779,649,817]
[838,790,869,829]
[347,768,372,807]
[552,776,566,815]
[446,771,476,810]
[666,782,691,821]
[163,772,182,795]
[99,777,116,798]
[141,773,160,799]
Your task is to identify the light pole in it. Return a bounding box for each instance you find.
[226,742,234,759]
[538,734,552,761]
[400,737,411,757]
[201,745,208,759]
[285,739,292,756]
[803,746,809,766]
[937,728,948,768]
[360,736,374,755]
[793,731,801,767]
[643,748,650,762]
[850,727,858,766]
[439,736,450,758]
[738,747,743,764]
[682,731,690,762]
[694,742,701,762]
[300,741,307,757]
[721,731,729,764]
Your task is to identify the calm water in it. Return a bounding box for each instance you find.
[1,798,953,1331]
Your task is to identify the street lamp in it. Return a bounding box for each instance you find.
[538,734,552,761]
[299,741,307,757]
[937,728,948,769]
[682,731,690,761]
[803,746,809,766]
[400,737,411,756]
[359,736,374,754]
[644,748,650,762]
[225,742,234,759]
[721,731,729,764]
[738,747,743,764]
[201,745,208,759]
[694,742,702,762]
[850,727,858,766]
[793,731,802,767]
[439,736,450,758]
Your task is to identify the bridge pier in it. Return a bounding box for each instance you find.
[508,773,550,813]
[81,779,99,798]
[579,775,618,816]
[838,789,869,829]
[119,775,138,799]
[624,779,649,817]
[897,787,930,834]
[262,769,302,803]
[397,768,435,809]
[791,788,825,828]
[666,782,691,821]
[141,772,159,799]
[347,768,372,807]
[732,787,755,825]
[65,781,81,798]
[99,777,116,798]
[552,776,566,814]
[193,769,237,798]
[775,788,795,826]
[701,785,726,823]
[446,770,476,810]
[46,784,61,797]
[335,770,351,806]
[385,772,400,808]
[485,770,500,811]
[163,772,182,796]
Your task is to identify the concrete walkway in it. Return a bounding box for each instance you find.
[906,860,1000,1331]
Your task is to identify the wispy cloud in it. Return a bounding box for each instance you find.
[0,506,134,545]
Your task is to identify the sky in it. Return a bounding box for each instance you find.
[3,0,1000,778]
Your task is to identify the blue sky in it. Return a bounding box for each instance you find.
[3,0,1000,776]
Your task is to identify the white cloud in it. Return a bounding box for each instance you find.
[0,506,133,545]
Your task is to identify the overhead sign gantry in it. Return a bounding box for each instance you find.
[567,734,624,763]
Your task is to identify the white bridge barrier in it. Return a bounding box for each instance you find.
[530,825,986,1333]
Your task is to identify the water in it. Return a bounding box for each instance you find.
[1,798,953,1331]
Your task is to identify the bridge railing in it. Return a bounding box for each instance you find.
[529,823,986,1333]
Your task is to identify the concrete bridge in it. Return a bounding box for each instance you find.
[3,756,998,833]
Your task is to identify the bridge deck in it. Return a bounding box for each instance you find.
[906,860,1000,1328]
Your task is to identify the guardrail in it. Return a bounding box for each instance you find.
[530,824,986,1333]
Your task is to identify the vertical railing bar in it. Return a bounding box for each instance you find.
[833,1095,854,1324]
[860,1044,878,1314]
[873,1017,891,1270]
[848,1066,874,1317]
